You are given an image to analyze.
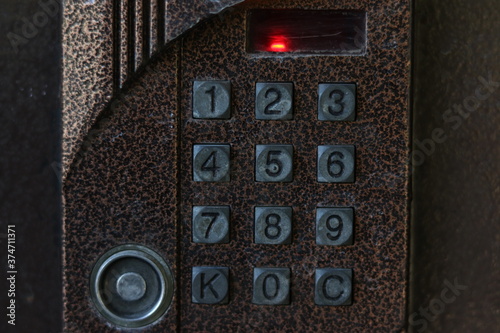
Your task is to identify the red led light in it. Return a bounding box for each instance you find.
[268,36,289,52]
[270,42,286,51]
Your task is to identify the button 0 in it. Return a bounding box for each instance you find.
[193,81,231,119]
[318,83,356,121]
[253,267,291,305]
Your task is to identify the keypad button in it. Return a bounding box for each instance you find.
[192,267,229,304]
[193,144,230,182]
[255,207,292,245]
[193,81,231,119]
[255,82,294,120]
[252,267,291,305]
[256,144,293,182]
[318,83,356,121]
[317,145,355,183]
[316,208,354,246]
[315,268,353,306]
[192,206,230,244]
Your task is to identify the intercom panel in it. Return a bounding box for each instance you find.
[63,0,411,331]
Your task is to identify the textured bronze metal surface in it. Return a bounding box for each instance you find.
[62,0,243,178]
[63,0,410,331]
[63,43,180,332]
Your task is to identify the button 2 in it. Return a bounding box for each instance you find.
[255,82,294,120]
[192,206,230,244]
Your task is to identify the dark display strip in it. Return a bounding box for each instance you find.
[247,9,367,55]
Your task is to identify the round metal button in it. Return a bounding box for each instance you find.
[90,244,174,328]
[116,272,147,301]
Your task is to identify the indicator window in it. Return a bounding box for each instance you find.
[247,9,367,55]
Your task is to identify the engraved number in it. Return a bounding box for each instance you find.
[205,86,216,113]
[327,151,345,178]
[263,274,280,299]
[201,151,219,176]
[264,88,282,114]
[328,89,345,116]
[264,213,282,240]
[326,214,343,241]
[265,151,283,177]
[201,212,220,239]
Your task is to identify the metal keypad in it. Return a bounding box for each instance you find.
[190,81,358,306]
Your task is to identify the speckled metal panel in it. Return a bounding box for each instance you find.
[178,0,410,331]
[63,0,244,178]
[63,43,181,332]
[62,0,114,177]
[63,0,410,331]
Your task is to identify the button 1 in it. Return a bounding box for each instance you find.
[193,81,231,119]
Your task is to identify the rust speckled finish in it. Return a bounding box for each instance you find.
[64,43,181,332]
[63,0,243,178]
[64,0,410,331]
